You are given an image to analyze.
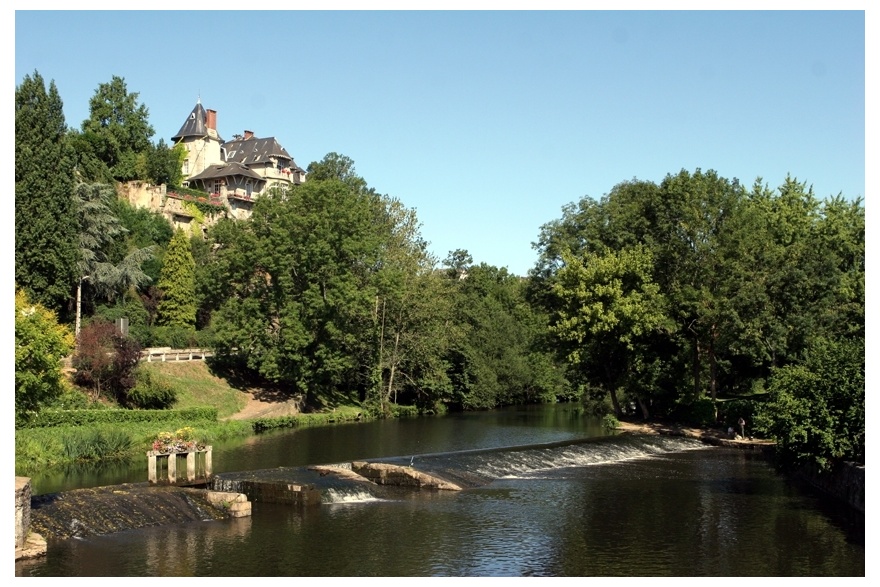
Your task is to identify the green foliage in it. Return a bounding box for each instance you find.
[61,427,134,462]
[150,325,200,348]
[208,166,388,403]
[446,262,563,410]
[250,408,368,433]
[667,397,718,428]
[547,245,671,417]
[601,414,620,431]
[156,229,197,327]
[72,320,141,402]
[21,407,218,429]
[75,182,156,323]
[46,388,97,410]
[531,167,865,475]
[15,71,80,313]
[146,139,185,187]
[79,75,155,182]
[754,337,864,472]
[15,288,76,426]
[126,367,178,409]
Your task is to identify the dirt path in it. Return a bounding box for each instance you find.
[225,387,304,421]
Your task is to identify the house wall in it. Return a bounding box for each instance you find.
[181,135,223,181]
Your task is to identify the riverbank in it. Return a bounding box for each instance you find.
[617,419,863,513]
[615,419,776,452]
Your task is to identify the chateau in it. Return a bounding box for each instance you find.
[121,100,306,230]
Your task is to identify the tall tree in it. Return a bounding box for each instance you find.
[447,261,562,410]
[79,75,155,182]
[156,229,197,328]
[369,200,456,412]
[547,246,671,418]
[74,182,156,337]
[15,71,79,314]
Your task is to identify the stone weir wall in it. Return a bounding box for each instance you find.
[24,483,250,542]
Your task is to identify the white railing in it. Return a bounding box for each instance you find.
[140,348,215,362]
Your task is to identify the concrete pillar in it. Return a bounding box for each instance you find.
[168,454,177,482]
[148,453,157,483]
[205,447,213,478]
[187,452,196,482]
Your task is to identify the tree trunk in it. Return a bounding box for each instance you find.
[387,331,400,405]
[608,387,622,417]
[75,278,84,340]
[636,395,650,420]
[603,363,622,417]
[692,336,701,400]
[708,324,718,402]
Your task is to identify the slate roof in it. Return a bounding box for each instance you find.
[222,136,300,167]
[186,162,262,182]
[172,102,224,141]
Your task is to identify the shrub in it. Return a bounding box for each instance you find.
[150,325,199,349]
[73,320,142,402]
[23,407,218,428]
[15,288,75,425]
[601,414,620,431]
[126,367,178,409]
[668,396,718,427]
[46,388,96,410]
[61,427,134,462]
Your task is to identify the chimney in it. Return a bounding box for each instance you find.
[244,130,254,140]
[206,109,217,131]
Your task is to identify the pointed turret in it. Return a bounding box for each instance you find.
[172,100,222,142]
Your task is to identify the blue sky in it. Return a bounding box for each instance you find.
[13,7,869,277]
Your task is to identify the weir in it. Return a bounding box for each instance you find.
[26,433,722,541]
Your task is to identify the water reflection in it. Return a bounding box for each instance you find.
[16,405,865,577]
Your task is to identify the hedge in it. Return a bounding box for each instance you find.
[23,407,218,428]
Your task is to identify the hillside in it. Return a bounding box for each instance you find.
[140,361,303,420]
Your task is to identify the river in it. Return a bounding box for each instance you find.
[15,403,865,577]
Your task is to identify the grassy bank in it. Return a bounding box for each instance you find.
[15,361,370,474]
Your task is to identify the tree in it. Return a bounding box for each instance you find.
[72,319,141,402]
[547,246,671,418]
[79,76,155,182]
[73,182,156,338]
[754,337,864,473]
[369,201,457,412]
[15,287,75,425]
[446,262,563,410]
[156,229,197,328]
[145,139,186,187]
[15,71,79,314]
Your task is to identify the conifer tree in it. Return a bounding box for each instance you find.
[15,71,79,313]
[156,229,197,328]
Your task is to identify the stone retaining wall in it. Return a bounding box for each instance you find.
[793,461,864,513]
[211,479,323,506]
[15,477,46,561]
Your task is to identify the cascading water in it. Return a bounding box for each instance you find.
[212,433,708,505]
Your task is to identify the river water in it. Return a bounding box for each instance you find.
[16,404,865,577]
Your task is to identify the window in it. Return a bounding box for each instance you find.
[183,159,189,174]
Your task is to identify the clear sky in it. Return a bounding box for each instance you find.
[13,5,869,277]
